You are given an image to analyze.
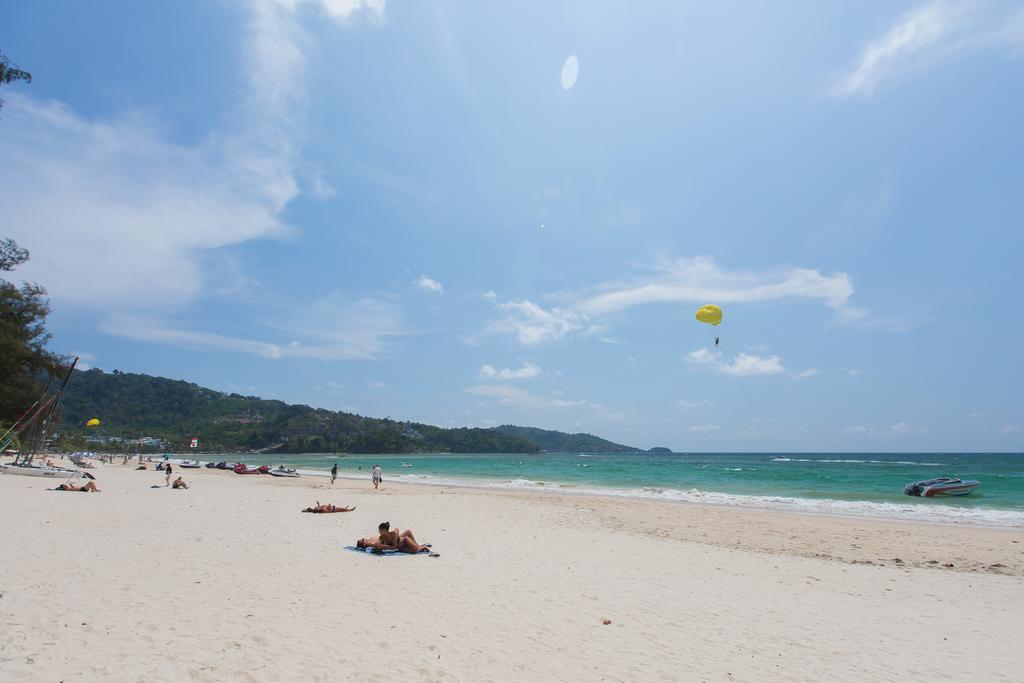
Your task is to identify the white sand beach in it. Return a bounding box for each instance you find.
[1,463,1021,681]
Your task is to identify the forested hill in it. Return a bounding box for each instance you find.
[493,425,641,453]
[56,369,638,455]
[59,369,536,454]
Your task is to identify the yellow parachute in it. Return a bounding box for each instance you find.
[86,418,101,427]
[695,304,723,326]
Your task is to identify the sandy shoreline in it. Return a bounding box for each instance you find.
[1,462,1021,681]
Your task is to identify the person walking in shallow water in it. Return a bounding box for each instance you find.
[372,464,382,489]
[331,463,338,484]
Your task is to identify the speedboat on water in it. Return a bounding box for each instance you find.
[904,478,980,497]
[179,460,202,468]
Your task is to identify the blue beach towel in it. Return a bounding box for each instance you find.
[343,545,436,557]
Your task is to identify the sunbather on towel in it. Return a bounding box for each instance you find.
[357,522,432,553]
[302,501,356,513]
[377,521,421,546]
[55,481,100,492]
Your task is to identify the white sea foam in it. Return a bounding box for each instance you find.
[325,470,1024,528]
[771,457,946,466]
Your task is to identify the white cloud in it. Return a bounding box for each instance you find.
[722,353,785,377]
[484,256,865,346]
[689,424,721,433]
[463,384,584,410]
[309,172,337,200]
[313,379,344,395]
[687,348,785,377]
[843,425,869,435]
[791,368,820,380]
[479,362,543,381]
[102,294,407,360]
[579,256,854,317]
[370,381,387,388]
[482,290,497,301]
[1002,424,1022,434]
[677,399,713,411]
[845,368,863,377]
[70,351,97,371]
[833,1,1024,98]
[0,92,294,310]
[488,300,585,345]
[891,421,914,434]
[561,55,579,91]
[276,0,385,23]
[0,1,391,362]
[416,275,444,294]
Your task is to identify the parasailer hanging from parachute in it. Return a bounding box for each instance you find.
[86,418,101,427]
[695,304,723,347]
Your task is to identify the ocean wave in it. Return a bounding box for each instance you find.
[771,457,945,466]
[322,469,1023,528]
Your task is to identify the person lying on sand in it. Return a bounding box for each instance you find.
[302,501,356,513]
[356,522,434,554]
[171,477,189,489]
[55,481,100,492]
[377,521,420,546]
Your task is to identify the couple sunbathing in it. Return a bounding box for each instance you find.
[356,521,435,554]
[302,501,356,513]
[55,481,100,492]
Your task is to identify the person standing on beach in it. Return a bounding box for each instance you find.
[331,463,338,484]
[372,464,382,489]
[164,462,173,487]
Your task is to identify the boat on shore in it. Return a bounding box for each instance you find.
[270,466,300,478]
[904,478,980,497]
[233,463,269,475]
[0,462,82,478]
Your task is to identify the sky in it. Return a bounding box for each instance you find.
[2,0,1022,451]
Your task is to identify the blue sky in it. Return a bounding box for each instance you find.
[2,0,1022,451]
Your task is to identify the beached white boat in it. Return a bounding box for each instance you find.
[179,460,203,468]
[0,463,80,478]
[269,466,300,478]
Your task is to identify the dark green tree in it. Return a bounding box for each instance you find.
[0,239,64,421]
[0,50,32,113]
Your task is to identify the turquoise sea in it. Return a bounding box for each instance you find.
[231,452,1024,527]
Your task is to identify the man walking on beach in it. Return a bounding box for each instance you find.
[331,463,338,484]
[372,464,382,489]
[164,462,173,487]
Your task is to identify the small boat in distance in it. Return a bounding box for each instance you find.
[904,478,980,497]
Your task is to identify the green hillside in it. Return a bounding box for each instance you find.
[493,425,641,453]
[58,369,538,454]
